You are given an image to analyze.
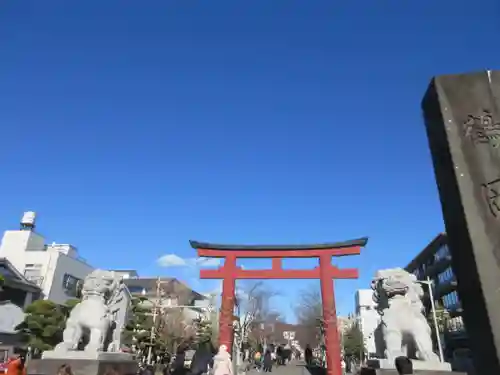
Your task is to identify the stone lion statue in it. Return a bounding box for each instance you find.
[53,269,131,354]
[371,268,439,363]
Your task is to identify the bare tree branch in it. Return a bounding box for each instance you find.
[294,285,323,346]
[295,286,322,326]
[233,281,280,352]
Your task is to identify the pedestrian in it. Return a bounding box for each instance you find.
[190,339,214,375]
[6,353,26,375]
[270,351,276,363]
[394,356,413,375]
[304,345,313,366]
[263,350,272,373]
[275,346,282,366]
[254,350,262,372]
[212,345,233,375]
[171,346,186,375]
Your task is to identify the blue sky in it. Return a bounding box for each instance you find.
[1,0,499,321]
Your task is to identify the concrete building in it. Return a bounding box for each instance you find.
[405,233,470,364]
[0,212,94,305]
[112,270,210,322]
[355,289,380,358]
[0,258,42,360]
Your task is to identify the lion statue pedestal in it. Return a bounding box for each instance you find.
[363,268,465,375]
[28,270,138,375]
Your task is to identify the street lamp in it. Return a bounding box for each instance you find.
[417,277,444,362]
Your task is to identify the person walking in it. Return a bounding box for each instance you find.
[6,354,26,375]
[171,346,186,375]
[304,345,313,366]
[212,345,233,375]
[263,350,272,373]
[254,350,262,372]
[190,340,214,375]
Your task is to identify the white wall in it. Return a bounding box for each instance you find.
[46,252,94,304]
[0,230,45,272]
[355,289,380,357]
[0,228,94,305]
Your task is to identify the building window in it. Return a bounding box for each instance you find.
[437,266,454,284]
[435,244,450,261]
[62,274,82,297]
[25,264,42,269]
[0,265,17,279]
[25,264,43,277]
[24,266,44,286]
[442,290,460,310]
[448,316,465,332]
[419,264,426,277]
[0,350,9,363]
[127,285,147,294]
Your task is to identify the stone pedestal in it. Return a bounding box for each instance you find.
[28,352,138,375]
[362,359,465,375]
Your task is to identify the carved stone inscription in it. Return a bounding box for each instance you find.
[482,178,500,218]
[463,110,500,147]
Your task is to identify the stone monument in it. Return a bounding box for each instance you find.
[28,270,137,375]
[365,268,460,374]
[422,70,500,375]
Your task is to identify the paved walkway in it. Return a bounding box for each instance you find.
[246,361,310,375]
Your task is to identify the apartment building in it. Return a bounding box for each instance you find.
[405,233,468,358]
[0,212,94,305]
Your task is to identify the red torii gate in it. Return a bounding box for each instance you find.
[190,238,368,375]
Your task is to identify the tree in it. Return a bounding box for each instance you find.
[426,301,450,354]
[295,286,323,346]
[123,297,154,356]
[194,318,213,345]
[342,324,365,361]
[16,300,69,351]
[157,308,196,355]
[427,301,450,334]
[295,287,322,326]
[233,282,279,365]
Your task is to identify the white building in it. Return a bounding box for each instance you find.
[0,212,94,305]
[355,289,380,358]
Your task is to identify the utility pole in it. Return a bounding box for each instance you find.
[418,277,444,362]
[147,277,164,365]
[426,277,444,362]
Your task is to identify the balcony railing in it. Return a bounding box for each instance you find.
[25,275,44,287]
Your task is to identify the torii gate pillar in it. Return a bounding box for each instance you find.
[190,238,368,375]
